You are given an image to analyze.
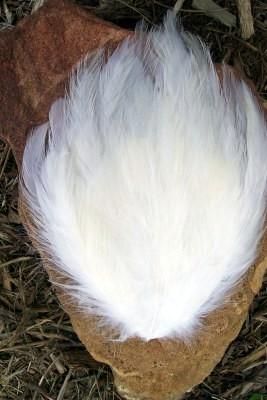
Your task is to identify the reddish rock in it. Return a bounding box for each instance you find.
[1,2,266,399]
[0,0,129,165]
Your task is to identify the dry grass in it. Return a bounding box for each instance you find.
[0,1,267,399]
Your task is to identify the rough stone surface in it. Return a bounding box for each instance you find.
[0,0,129,166]
[1,2,266,399]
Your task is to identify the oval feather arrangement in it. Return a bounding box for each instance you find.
[20,12,267,342]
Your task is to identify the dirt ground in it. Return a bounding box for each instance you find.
[0,1,266,399]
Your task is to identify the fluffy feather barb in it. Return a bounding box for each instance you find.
[21,13,267,341]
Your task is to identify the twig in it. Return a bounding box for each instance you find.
[173,0,186,14]
[236,0,254,39]
[56,369,72,400]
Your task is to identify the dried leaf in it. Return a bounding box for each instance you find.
[192,0,236,27]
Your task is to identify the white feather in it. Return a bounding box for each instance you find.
[20,12,267,341]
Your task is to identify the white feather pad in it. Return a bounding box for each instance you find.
[20,13,267,341]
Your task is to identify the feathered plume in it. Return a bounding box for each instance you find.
[20,12,267,341]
